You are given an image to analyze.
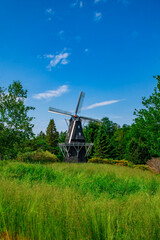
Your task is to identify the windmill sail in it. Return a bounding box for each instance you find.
[48,107,73,117]
[75,91,85,115]
[79,115,101,122]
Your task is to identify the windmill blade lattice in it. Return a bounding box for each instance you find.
[48,107,73,117]
[79,115,102,123]
[75,91,85,116]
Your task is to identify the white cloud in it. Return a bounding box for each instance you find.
[80,1,83,7]
[33,85,69,100]
[46,49,70,71]
[117,0,129,6]
[94,0,106,3]
[46,8,54,21]
[46,8,54,14]
[58,30,65,40]
[58,30,65,35]
[84,100,121,110]
[44,54,54,58]
[94,0,129,5]
[94,12,102,22]
[71,0,83,8]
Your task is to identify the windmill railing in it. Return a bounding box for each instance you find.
[58,143,93,158]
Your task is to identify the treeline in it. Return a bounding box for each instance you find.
[0,75,160,164]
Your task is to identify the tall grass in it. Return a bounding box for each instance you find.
[0,162,160,239]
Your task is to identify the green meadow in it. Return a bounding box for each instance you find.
[0,162,160,240]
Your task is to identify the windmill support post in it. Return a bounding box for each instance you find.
[59,143,93,163]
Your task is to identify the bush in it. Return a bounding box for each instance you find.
[134,164,150,171]
[88,158,150,172]
[88,157,104,163]
[16,150,59,163]
[88,158,129,166]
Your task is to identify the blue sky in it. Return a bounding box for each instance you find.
[0,0,160,134]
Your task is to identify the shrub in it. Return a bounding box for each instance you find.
[16,150,59,163]
[88,158,150,172]
[88,157,104,163]
[113,159,129,166]
[88,158,129,166]
[134,164,150,171]
[147,157,160,174]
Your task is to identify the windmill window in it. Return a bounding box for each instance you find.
[78,125,80,129]
[79,132,81,136]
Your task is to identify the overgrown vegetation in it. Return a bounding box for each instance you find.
[16,150,59,163]
[0,162,160,240]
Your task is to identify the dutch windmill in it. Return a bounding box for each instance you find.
[48,91,101,162]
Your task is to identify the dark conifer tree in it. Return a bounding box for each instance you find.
[46,119,59,153]
[94,125,109,159]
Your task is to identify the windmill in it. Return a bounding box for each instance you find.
[48,91,101,162]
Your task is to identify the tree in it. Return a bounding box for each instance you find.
[94,125,110,159]
[133,75,160,157]
[83,121,100,157]
[0,80,35,158]
[46,119,59,153]
[111,124,131,159]
[101,117,120,138]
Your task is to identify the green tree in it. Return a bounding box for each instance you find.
[133,75,160,157]
[111,124,131,159]
[83,121,100,157]
[94,125,109,159]
[102,117,120,138]
[46,119,59,154]
[0,80,35,159]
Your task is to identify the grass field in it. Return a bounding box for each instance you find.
[0,161,160,240]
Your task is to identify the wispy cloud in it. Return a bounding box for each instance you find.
[80,1,83,8]
[94,0,129,5]
[84,100,121,110]
[71,0,83,8]
[117,0,129,6]
[45,48,70,71]
[46,8,54,14]
[33,85,69,100]
[94,12,102,22]
[94,0,107,3]
[45,8,54,21]
[58,30,65,40]
[43,54,54,58]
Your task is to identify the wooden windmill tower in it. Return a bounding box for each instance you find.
[48,91,101,162]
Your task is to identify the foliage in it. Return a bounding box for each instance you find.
[16,150,59,163]
[0,81,35,159]
[94,125,110,158]
[134,75,160,157]
[111,124,131,159]
[83,121,100,157]
[88,157,150,171]
[46,119,59,154]
[101,117,120,138]
[125,136,150,164]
